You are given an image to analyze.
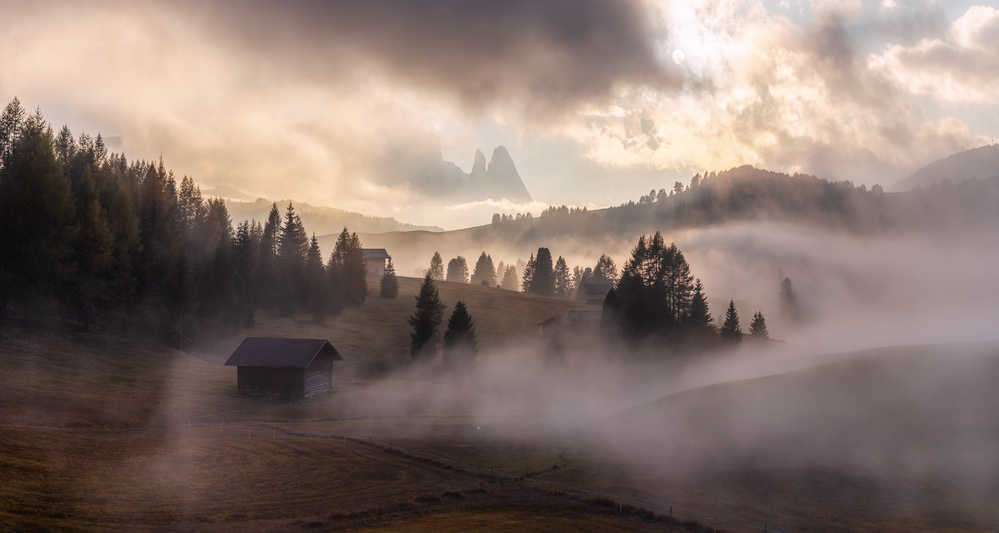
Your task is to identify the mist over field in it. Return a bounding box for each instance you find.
[4,0,999,530]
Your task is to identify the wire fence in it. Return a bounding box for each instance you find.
[173,407,790,533]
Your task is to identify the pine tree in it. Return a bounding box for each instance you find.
[255,203,281,308]
[521,253,535,293]
[720,300,742,343]
[501,265,519,290]
[749,311,769,341]
[442,300,477,369]
[305,234,326,323]
[380,257,399,299]
[687,278,714,332]
[446,256,469,283]
[529,248,555,296]
[409,273,446,362]
[470,252,496,286]
[553,256,572,298]
[428,252,444,281]
[163,246,197,349]
[328,227,367,308]
[276,202,308,315]
[593,254,618,282]
[0,107,72,323]
[780,276,795,319]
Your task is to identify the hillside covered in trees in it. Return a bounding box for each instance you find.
[0,98,367,345]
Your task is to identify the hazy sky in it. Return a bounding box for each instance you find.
[2,0,997,229]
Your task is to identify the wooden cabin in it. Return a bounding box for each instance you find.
[224,337,343,400]
[362,248,390,275]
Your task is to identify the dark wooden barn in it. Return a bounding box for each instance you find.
[224,337,344,400]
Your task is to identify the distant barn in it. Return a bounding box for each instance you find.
[224,337,344,400]
[362,248,390,275]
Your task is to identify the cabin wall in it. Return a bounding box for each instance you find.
[303,356,333,398]
[236,366,304,400]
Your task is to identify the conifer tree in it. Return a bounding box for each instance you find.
[276,202,308,315]
[305,234,326,323]
[553,256,572,298]
[687,278,714,332]
[380,257,399,299]
[0,107,72,322]
[749,311,769,341]
[443,300,477,369]
[593,254,618,282]
[501,265,519,290]
[409,273,446,362]
[428,251,444,281]
[255,203,281,307]
[521,253,535,293]
[329,227,367,307]
[528,248,555,296]
[720,300,742,343]
[446,256,469,283]
[470,252,496,286]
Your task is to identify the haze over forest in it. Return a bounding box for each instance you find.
[3,2,999,531]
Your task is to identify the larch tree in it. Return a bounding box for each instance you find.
[380,257,399,299]
[749,311,769,341]
[501,264,519,290]
[428,251,444,281]
[527,247,554,297]
[305,234,326,323]
[553,256,572,298]
[470,252,496,286]
[720,300,742,343]
[442,300,478,370]
[409,273,446,363]
[446,256,469,283]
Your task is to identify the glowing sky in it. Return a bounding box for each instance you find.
[2,0,997,229]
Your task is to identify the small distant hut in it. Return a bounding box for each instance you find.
[224,337,343,400]
[362,248,390,275]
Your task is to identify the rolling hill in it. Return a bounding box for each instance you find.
[891,144,999,192]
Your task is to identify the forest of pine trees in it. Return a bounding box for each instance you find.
[0,98,366,345]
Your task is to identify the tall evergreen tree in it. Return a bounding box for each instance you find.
[0,108,72,323]
[720,300,742,343]
[163,246,197,349]
[593,254,618,282]
[380,257,399,298]
[443,300,477,369]
[428,251,444,281]
[527,248,554,296]
[255,203,281,308]
[501,264,519,290]
[446,256,469,283]
[305,234,326,323]
[749,311,769,341]
[687,278,714,332]
[553,256,572,298]
[521,253,535,293]
[276,202,308,315]
[409,273,446,362]
[330,228,367,306]
[470,252,496,286]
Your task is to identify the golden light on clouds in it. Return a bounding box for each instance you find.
[0,0,996,228]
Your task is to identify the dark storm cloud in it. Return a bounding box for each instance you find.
[181,0,680,118]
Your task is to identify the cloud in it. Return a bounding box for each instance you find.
[869,6,999,103]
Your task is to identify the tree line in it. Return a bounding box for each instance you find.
[0,98,368,345]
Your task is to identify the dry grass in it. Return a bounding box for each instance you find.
[3,282,997,532]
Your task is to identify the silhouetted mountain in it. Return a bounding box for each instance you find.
[891,144,999,192]
[358,165,999,273]
[381,134,533,203]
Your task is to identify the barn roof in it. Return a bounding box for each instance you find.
[362,248,390,260]
[224,337,343,368]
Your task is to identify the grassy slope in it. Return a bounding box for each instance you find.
[2,281,683,532]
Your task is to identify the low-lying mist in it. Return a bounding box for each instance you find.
[330,219,999,498]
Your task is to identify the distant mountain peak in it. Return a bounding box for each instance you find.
[472,148,487,174]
